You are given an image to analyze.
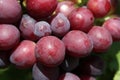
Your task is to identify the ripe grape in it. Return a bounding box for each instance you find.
[35,36,65,67]
[19,14,39,41]
[102,17,120,41]
[51,13,70,37]
[0,24,20,50]
[34,21,52,38]
[10,40,36,69]
[68,7,94,32]
[88,26,113,53]
[62,30,93,57]
[55,1,76,17]
[87,0,111,18]
[26,0,58,20]
[0,0,22,24]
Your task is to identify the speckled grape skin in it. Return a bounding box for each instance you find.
[35,36,65,67]
[0,24,20,50]
[87,0,111,18]
[68,7,94,32]
[103,17,120,41]
[26,0,58,20]
[88,26,113,53]
[0,0,22,24]
[62,30,93,57]
[10,40,36,68]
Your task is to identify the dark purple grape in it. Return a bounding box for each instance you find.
[77,55,105,76]
[60,55,79,71]
[87,0,111,18]
[0,24,20,50]
[0,50,11,68]
[62,30,93,57]
[34,21,52,38]
[0,0,22,24]
[80,75,96,80]
[68,7,94,32]
[59,72,80,80]
[88,26,113,53]
[32,63,59,80]
[10,40,36,69]
[19,14,39,41]
[102,17,120,41]
[51,13,70,37]
[35,36,65,67]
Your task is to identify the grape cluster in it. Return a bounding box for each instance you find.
[0,0,120,80]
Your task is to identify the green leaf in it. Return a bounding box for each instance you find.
[114,70,120,80]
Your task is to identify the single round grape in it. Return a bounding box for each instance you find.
[103,17,120,41]
[88,26,113,53]
[87,0,111,18]
[0,0,22,24]
[26,0,58,20]
[34,21,52,38]
[35,36,65,67]
[62,30,93,57]
[68,7,94,32]
[51,13,70,37]
[10,40,36,69]
[55,1,76,17]
[0,24,20,50]
[19,14,39,41]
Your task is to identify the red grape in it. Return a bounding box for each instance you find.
[26,0,58,20]
[88,26,113,53]
[62,30,93,57]
[19,14,39,41]
[35,36,65,67]
[51,13,70,37]
[87,0,111,18]
[0,0,22,24]
[55,1,76,17]
[10,40,36,68]
[34,21,52,38]
[68,7,94,32]
[103,17,120,41]
[0,24,20,50]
